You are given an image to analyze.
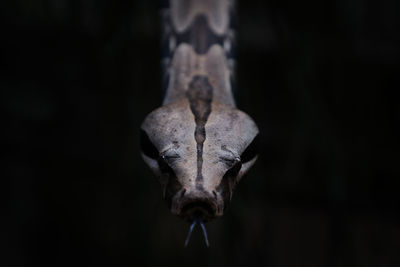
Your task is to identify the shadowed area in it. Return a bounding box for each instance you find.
[2,0,400,267]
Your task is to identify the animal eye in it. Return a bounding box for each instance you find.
[240,134,259,163]
[140,129,159,159]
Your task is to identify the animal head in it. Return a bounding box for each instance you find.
[140,97,258,223]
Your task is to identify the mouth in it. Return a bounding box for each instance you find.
[180,200,216,222]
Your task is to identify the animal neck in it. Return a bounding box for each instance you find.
[161,0,236,107]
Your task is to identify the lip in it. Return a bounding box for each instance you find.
[179,200,217,222]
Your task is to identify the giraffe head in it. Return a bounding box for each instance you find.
[140,95,258,222]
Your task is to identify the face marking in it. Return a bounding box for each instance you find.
[186,75,213,186]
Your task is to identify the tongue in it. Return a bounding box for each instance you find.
[184,217,210,247]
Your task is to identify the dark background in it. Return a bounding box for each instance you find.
[2,0,400,266]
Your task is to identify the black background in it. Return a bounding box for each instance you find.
[2,0,400,266]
